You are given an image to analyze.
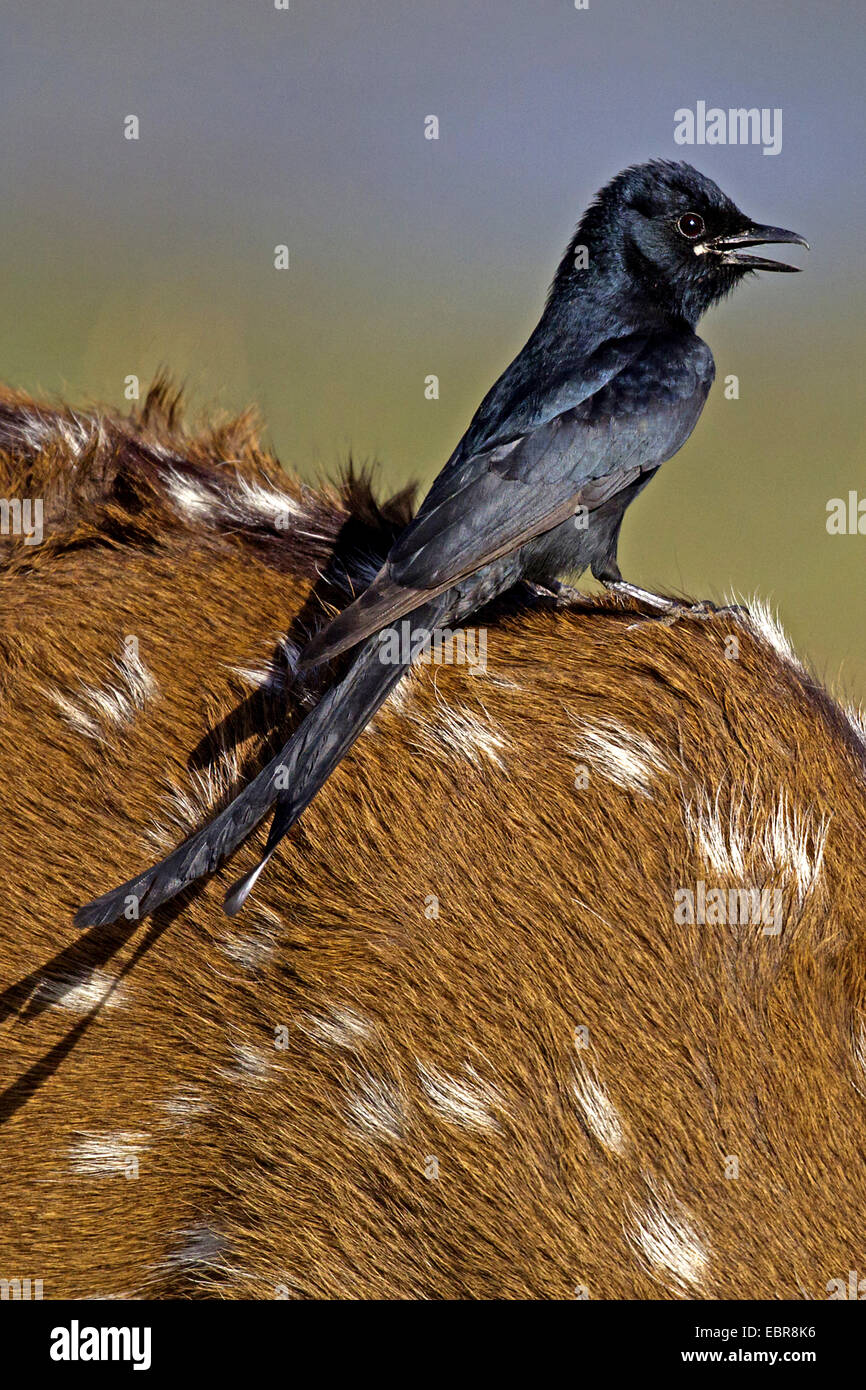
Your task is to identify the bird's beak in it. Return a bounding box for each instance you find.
[704,224,810,273]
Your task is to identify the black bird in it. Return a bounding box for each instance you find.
[75,159,807,927]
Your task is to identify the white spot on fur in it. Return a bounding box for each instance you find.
[687,786,747,880]
[220,925,277,972]
[163,467,303,533]
[845,704,866,754]
[763,795,829,902]
[189,745,241,813]
[70,1131,149,1177]
[153,1087,209,1128]
[143,743,241,852]
[231,663,280,691]
[224,474,302,528]
[217,1042,272,1086]
[163,471,217,519]
[44,689,103,741]
[45,648,157,741]
[34,969,125,1014]
[569,716,668,797]
[2,406,101,459]
[685,786,828,906]
[572,1058,626,1155]
[382,674,415,716]
[852,1023,866,1098]
[299,1005,375,1051]
[733,595,805,673]
[249,902,283,933]
[345,1072,406,1142]
[142,782,201,852]
[417,1061,504,1133]
[60,414,100,456]
[363,668,420,734]
[84,684,134,729]
[627,1182,710,1295]
[117,645,158,707]
[229,638,298,695]
[410,700,508,771]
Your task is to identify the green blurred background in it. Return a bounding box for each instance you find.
[4,0,865,698]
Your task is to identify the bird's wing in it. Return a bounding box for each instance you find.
[300,330,714,667]
[415,330,653,516]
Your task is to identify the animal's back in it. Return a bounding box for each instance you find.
[1,383,864,1299]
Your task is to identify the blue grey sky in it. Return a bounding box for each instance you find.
[3,0,865,692]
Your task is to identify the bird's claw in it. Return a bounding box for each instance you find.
[529,580,591,607]
[627,599,750,631]
[685,600,751,622]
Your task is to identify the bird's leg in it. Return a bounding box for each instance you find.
[603,580,749,628]
[548,578,592,605]
[605,580,681,614]
[527,579,592,606]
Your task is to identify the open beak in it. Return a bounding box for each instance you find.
[705,223,809,273]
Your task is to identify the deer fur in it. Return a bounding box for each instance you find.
[1,381,865,1300]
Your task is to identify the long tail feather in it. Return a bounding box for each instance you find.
[297,570,432,669]
[73,740,296,928]
[75,594,452,928]
[222,598,453,911]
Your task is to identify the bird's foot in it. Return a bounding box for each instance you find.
[604,582,749,630]
[649,598,751,630]
[529,580,591,607]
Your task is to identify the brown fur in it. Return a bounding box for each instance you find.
[1,381,865,1300]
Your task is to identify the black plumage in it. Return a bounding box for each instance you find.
[75,159,806,926]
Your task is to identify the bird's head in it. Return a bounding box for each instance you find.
[565,160,808,326]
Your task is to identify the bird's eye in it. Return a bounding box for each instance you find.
[677,212,706,239]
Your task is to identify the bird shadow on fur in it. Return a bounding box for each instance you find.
[0,891,198,1127]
